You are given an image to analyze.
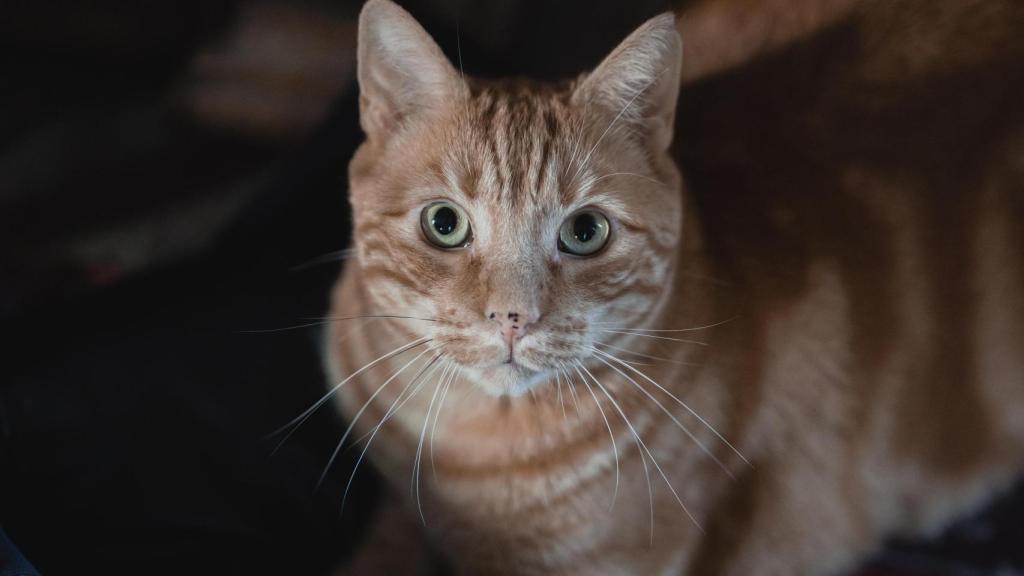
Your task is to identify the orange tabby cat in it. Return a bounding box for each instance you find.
[323,1,1024,574]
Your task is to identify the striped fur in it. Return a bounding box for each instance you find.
[324,1,1024,574]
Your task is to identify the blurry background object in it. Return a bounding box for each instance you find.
[1,0,1022,574]
[184,2,357,139]
[0,0,360,315]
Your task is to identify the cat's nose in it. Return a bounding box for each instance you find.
[488,311,536,345]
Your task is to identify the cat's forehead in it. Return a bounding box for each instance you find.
[437,81,587,209]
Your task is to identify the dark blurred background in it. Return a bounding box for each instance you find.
[1,1,1022,575]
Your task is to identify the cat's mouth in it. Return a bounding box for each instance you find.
[432,327,586,396]
[503,343,524,366]
[450,345,558,396]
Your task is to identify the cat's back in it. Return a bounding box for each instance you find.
[671,3,1024,555]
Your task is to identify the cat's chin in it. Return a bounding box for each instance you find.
[465,363,554,397]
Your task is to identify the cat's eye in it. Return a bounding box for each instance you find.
[421,201,472,249]
[558,209,611,256]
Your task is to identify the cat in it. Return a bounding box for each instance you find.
[323,0,1024,574]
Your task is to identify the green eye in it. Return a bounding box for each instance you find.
[421,201,472,249]
[558,209,611,256]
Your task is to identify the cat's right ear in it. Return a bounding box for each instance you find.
[574,13,682,152]
[357,0,463,140]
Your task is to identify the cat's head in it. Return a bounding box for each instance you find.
[348,0,683,396]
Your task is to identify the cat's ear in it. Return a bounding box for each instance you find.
[357,0,462,140]
[575,13,682,151]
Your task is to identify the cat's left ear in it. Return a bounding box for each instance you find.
[357,0,463,141]
[575,13,682,151]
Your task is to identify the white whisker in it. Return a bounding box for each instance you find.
[289,248,354,272]
[268,337,430,454]
[594,317,737,333]
[595,350,751,468]
[555,370,568,424]
[456,20,466,87]
[574,360,655,541]
[244,314,436,334]
[570,66,672,185]
[315,348,436,490]
[586,171,664,187]
[430,364,460,483]
[590,349,734,480]
[571,364,620,512]
[576,361,704,534]
[307,314,438,323]
[563,105,590,179]
[593,341,698,366]
[413,368,448,525]
[341,354,445,510]
[345,354,447,453]
[558,361,583,416]
[241,321,337,334]
[599,330,708,345]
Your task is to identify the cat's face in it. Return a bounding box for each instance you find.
[348,0,683,396]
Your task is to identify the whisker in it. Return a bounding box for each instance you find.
[413,368,448,525]
[574,360,655,541]
[241,321,334,334]
[598,330,708,345]
[243,315,436,334]
[570,65,672,185]
[303,314,438,323]
[576,360,704,534]
[314,348,437,490]
[455,18,466,88]
[558,361,583,416]
[571,363,620,512]
[289,248,353,272]
[555,370,568,424]
[585,171,664,187]
[430,364,460,483]
[542,338,657,367]
[592,341,698,366]
[344,353,448,454]
[267,337,431,454]
[593,317,737,333]
[589,349,734,480]
[594,350,751,468]
[563,109,589,179]
[340,353,445,511]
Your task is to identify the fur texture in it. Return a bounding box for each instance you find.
[323,1,1024,574]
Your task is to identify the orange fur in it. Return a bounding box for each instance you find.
[324,1,1024,574]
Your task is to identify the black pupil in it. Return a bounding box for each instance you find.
[432,207,458,236]
[573,213,598,243]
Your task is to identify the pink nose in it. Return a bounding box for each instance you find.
[488,311,534,345]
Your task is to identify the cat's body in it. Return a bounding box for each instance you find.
[324,1,1024,574]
